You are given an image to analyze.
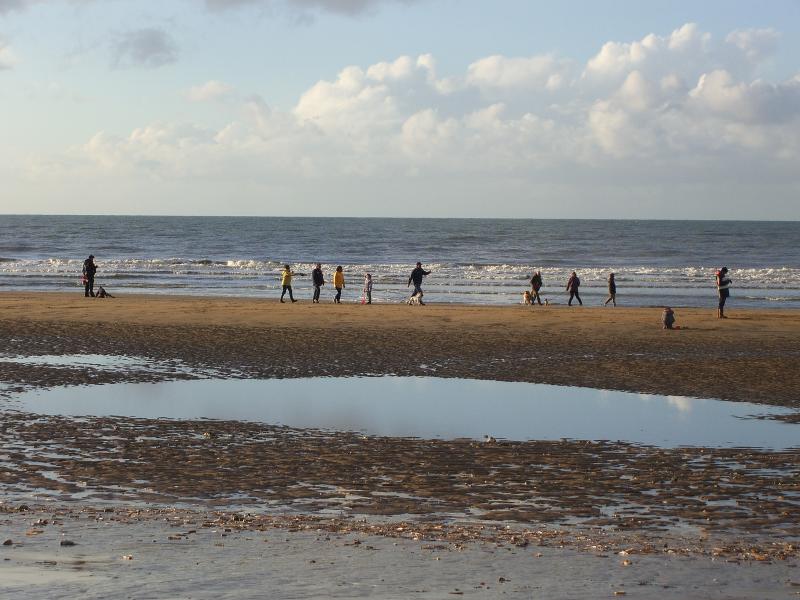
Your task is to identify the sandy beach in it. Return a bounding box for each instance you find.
[2,292,799,596]
[1,292,799,407]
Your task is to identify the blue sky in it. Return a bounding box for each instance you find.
[1,0,799,219]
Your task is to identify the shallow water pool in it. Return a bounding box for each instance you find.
[10,377,799,449]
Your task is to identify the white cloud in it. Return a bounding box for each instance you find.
[689,69,800,124]
[726,28,780,62]
[0,36,17,70]
[616,70,659,112]
[187,80,234,102]
[467,54,570,91]
[110,28,178,69]
[584,23,712,86]
[28,24,800,216]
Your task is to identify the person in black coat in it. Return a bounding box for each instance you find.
[529,270,543,306]
[566,271,582,306]
[716,267,732,318]
[407,262,431,305]
[311,263,325,303]
[82,255,97,297]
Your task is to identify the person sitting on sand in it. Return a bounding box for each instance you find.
[662,307,676,330]
[95,286,114,298]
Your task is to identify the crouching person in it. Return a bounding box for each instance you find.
[662,307,675,330]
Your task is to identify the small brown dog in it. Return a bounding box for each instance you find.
[522,290,533,305]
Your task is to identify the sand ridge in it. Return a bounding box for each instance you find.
[1,292,799,407]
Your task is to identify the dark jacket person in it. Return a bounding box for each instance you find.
[407,262,431,304]
[82,255,97,297]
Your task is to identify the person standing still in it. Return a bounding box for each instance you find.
[716,267,732,318]
[333,266,345,303]
[311,263,325,303]
[604,273,617,306]
[566,271,582,306]
[407,262,431,304]
[529,270,543,306]
[363,273,373,304]
[82,254,97,297]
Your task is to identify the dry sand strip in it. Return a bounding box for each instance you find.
[1,292,800,408]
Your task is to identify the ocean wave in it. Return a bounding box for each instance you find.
[1,259,798,277]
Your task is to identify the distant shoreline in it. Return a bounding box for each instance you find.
[2,213,799,222]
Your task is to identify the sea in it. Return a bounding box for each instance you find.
[0,215,798,308]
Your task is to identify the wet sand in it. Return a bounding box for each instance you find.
[2,505,797,600]
[1,292,799,407]
[2,292,799,596]
[1,412,798,559]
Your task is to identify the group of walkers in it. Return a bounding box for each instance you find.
[527,270,616,307]
[279,261,430,305]
[80,253,733,316]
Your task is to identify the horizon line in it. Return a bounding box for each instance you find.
[1,213,799,223]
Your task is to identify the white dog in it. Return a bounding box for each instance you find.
[407,291,424,305]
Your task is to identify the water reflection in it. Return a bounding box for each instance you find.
[12,377,799,449]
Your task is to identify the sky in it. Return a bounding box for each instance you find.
[1,0,799,219]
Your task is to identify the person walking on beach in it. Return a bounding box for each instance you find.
[529,270,543,306]
[716,267,732,318]
[311,263,325,303]
[280,264,304,303]
[566,271,582,306]
[604,273,617,307]
[408,262,431,305]
[363,273,373,304]
[333,266,345,303]
[82,254,97,297]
